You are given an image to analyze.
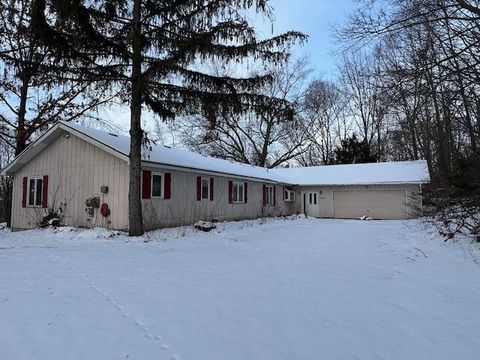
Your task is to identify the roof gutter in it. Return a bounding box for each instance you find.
[287,180,430,186]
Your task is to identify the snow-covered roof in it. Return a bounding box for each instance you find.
[62,122,283,182]
[2,121,430,185]
[272,160,430,186]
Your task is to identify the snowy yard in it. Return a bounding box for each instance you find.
[1,218,479,360]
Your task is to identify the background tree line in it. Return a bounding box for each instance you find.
[169,0,479,188]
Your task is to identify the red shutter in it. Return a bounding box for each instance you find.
[42,175,48,208]
[273,185,276,206]
[142,170,151,199]
[210,178,214,201]
[228,181,233,204]
[262,184,266,206]
[196,176,201,201]
[164,173,171,199]
[22,177,27,208]
[244,182,248,203]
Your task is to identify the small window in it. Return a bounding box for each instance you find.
[233,182,244,203]
[201,177,210,200]
[265,185,274,206]
[151,173,163,198]
[284,189,295,202]
[308,192,318,205]
[28,177,43,207]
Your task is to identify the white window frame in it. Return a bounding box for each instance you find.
[232,181,245,203]
[27,176,43,207]
[201,177,210,200]
[265,185,274,206]
[151,172,164,199]
[284,189,295,202]
[308,192,318,205]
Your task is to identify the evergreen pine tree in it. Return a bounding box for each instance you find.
[31,0,306,235]
[333,134,378,164]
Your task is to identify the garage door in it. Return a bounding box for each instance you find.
[333,189,407,220]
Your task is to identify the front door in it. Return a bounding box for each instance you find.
[303,191,320,217]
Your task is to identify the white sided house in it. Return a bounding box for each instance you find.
[2,122,430,231]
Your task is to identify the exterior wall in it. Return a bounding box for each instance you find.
[292,184,423,219]
[141,167,294,230]
[11,134,129,231]
[10,132,295,232]
[9,129,424,231]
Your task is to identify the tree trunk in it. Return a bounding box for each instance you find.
[458,79,477,154]
[1,178,12,228]
[128,0,144,236]
[15,74,30,156]
[258,115,273,167]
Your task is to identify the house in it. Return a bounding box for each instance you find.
[1,122,430,231]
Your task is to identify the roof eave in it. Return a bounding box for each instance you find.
[1,125,64,176]
[141,160,286,184]
[291,180,430,187]
[1,122,129,176]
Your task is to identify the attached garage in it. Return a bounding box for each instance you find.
[274,161,430,220]
[2,120,430,230]
[333,188,407,220]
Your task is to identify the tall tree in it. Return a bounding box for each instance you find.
[299,78,349,165]
[0,0,110,156]
[337,0,480,183]
[178,57,312,167]
[336,0,480,239]
[338,52,392,159]
[32,0,306,235]
[0,0,112,227]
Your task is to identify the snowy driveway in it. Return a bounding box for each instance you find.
[1,218,479,360]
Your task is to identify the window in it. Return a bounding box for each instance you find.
[201,177,210,200]
[233,182,244,203]
[28,177,43,207]
[284,189,295,202]
[308,192,318,205]
[151,172,163,198]
[265,185,274,206]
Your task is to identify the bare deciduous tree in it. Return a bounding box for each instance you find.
[177,57,313,168]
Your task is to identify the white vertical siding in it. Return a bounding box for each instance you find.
[11,133,129,230]
[141,169,294,230]
[10,131,295,231]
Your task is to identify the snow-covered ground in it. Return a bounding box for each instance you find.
[1,218,479,360]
